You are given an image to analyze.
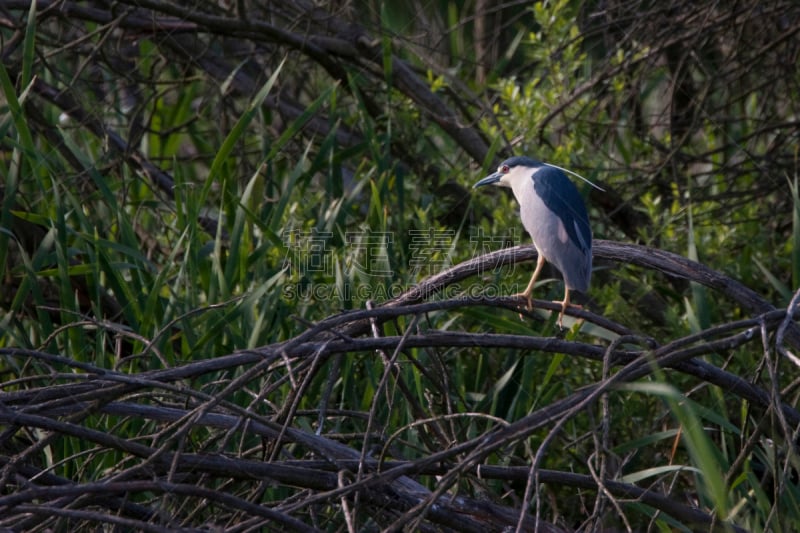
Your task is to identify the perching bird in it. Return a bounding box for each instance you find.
[473,156,593,327]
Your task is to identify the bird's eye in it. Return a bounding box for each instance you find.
[500,165,509,173]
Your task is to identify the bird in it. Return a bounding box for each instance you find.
[473,156,593,327]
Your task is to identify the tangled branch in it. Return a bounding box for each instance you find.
[1,240,797,531]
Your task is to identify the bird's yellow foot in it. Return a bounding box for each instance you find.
[515,292,534,310]
[513,292,534,321]
[554,301,583,328]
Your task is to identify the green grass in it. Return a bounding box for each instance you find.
[1,2,799,531]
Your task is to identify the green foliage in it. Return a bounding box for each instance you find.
[1,1,799,531]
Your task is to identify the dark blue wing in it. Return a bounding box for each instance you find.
[531,166,592,253]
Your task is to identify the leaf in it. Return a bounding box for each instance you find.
[621,464,701,484]
[200,57,287,205]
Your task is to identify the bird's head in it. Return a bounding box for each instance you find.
[473,156,544,190]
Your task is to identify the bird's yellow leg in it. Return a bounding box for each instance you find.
[556,288,570,328]
[554,288,585,328]
[518,254,546,310]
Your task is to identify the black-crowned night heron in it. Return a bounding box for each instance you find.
[473,156,593,327]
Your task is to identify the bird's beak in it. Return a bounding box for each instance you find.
[473,172,502,189]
